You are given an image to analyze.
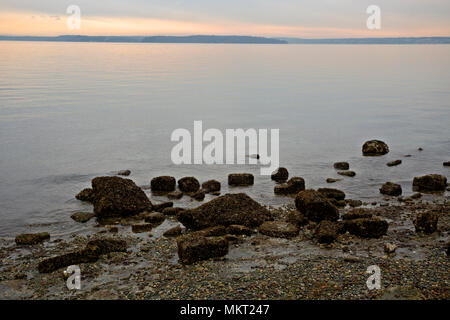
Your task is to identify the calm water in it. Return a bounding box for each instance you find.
[0,42,449,237]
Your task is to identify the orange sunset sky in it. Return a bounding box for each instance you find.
[1,1,449,38]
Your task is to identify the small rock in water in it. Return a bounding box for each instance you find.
[384,243,397,254]
[228,173,254,186]
[404,154,412,157]
[167,191,183,199]
[144,212,165,224]
[443,161,450,167]
[326,178,341,183]
[379,182,402,196]
[362,140,389,156]
[178,177,200,193]
[117,170,131,176]
[70,212,95,223]
[338,171,356,177]
[418,147,423,151]
[131,223,153,233]
[152,201,173,211]
[347,199,363,208]
[192,190,206,201]
[201,180,221,193]
[274,177,305,195]
[333,162,349,170]
[271,167,289,182]
[387,160,402,167]
[151,176,176,192]
[15,232,50,245]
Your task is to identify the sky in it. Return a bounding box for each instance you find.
[1,0,450,38]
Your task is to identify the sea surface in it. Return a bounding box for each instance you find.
[0,41,449,237]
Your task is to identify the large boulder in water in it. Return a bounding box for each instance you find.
[176,193,272,230]
[362,140,389,156]
[91,176,152,217]
[271,167,289,182]
[412,174,447,192]
[380,182,402,196]
[295,190,339,222]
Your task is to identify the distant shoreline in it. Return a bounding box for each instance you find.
[1,35,450,44]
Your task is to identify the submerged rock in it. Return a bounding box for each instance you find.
[177,234,229,265]
[412,174,447,192]
[362,140,389,156]
[70,212,95,223]
[178,177,200,193]
[380,182,402,196]
[271,167,289,182]
[258,221,299,239]
[15,232,50,245]
[151,176,176,192]
[338,171,356,177]
[387,160,402,167]
[317,188,346,201]
[131,223,153,233]
[201,180,221,193]
[344,218,388,238]
[167,191,183,200]
[38,239,127,273]
[295,190,339,222]
[333,162,349,170]
[152,201,173,212]
[274,177,305,195]
[414,211,439,234]
[90,176,152,218]
[176,193,272,230]
[228,173,254,186]
[162,207,184,216]
[117,170,131,176]
[75,188,94,202]
[192,190,206,201]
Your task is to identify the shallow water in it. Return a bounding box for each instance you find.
[0,42,449,237]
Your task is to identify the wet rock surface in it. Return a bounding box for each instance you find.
[412,174,447,192]
[315,221,339,244]
[271,167,289,182]
[117,170,131,176]
[274,177,305,195]
[258,221,299,239]
[344,218,389,238]
[228,173,254,186]
[177,234,229,265]
[317,188,346,201]
[380,182,402,196]
[177,193,272,230]
[151,176,176,192]
[87,176,153,218]
[178,177,200,193]
[75,188,94,202]
[70,212,95,223]
[333,162,349,170]
[295,190,339,222]
[414,211,439,234]
[338,171,356,177]
[201,180,221,193]
[15,232,50,245]
[167,191,183,199]
[387,160,402,167]
[362,140,389,156]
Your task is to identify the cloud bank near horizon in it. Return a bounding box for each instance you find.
[1,0,450,38]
